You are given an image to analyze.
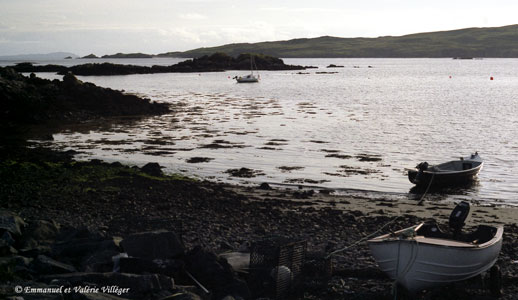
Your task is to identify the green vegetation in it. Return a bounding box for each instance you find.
[0,147,193,207]
[161,25,518,58]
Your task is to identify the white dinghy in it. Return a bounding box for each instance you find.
[368,201,503,293]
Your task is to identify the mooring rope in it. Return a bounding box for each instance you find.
[326,173,434,259]
[417,172,435,206]
[325,215,402,259]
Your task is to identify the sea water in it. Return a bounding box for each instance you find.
[8,58,518,205]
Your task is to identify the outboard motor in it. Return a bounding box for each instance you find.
[415,162,429,183]
[416,162,429,171]
[449,201,470,237]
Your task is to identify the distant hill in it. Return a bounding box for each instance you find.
[160,24,518,58]
[0,52,79,60]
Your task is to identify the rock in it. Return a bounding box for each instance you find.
[141,163,163,176]
[185,247,250,300]
[0,210,26,236]
[2,282,65,300]
[63,72,82,87]
[158,292,201,300]
[52,238,120,265]
[118,257,183,277]
[33,254,77,274]
[1,230,15,246]
[42,272,174,295]
[0,255,34,279]
[18,220,60,252]
[120,231,184,260]
[0,239,18,256]
[75,293,131,300]
[83,249,120,272]
[218,252,250,273]
[258,183,272,190]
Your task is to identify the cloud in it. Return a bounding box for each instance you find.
[179,13,207,20]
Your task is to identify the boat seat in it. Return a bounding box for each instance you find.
[462,225,497,245]
[417,220,449,239]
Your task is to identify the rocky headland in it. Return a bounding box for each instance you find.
[0,67,169,139]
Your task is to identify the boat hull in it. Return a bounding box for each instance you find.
[408,154,483,187]
[408,166,482,187]
[368,226,503,293]
[236,78,259,83]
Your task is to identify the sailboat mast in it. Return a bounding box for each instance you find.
[250,55,253,75]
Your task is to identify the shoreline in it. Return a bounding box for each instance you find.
[2,146,518,299]
[2,68,517,299]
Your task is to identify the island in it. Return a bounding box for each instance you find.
[11,53,311,76]
[101,52,154,59]
[81,53,99,59]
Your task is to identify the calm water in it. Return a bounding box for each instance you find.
[10,58,518,205]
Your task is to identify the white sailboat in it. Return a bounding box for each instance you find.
[235,55,259,83]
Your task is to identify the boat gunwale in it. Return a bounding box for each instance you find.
[367,223,503,250]
[408,158,483,175]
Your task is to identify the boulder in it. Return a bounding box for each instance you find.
[140,162,163,176]
[1,231,15,246]
[83,249,120,273]
[119,257,184,277]
[52,238,119,261]
[74,293,131,300]
[0,239,18,256]
[33,255,77,274]
[185,247,250,300]
[0,210,26,236]
[158,292,202,300]
[42,272,174,295]
[0,255,34,279]
[120,231,184,260]
[18,220,60,252]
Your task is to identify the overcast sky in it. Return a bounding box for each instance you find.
[1,0,517,56]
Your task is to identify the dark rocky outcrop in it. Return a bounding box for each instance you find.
[0,68,169,129]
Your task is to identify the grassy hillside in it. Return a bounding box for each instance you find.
[160,25,518,58]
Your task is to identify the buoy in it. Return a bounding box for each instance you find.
[490,76,494,80]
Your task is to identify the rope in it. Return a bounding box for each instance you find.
[325,171,433,259]
[417,172,435,206]
[325,215,402,259]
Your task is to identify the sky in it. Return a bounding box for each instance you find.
[1,0,517,56]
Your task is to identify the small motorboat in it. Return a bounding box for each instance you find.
[368,201,503,293]
[408,152,483,187]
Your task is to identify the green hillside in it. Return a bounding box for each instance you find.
[160,24,518,58]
